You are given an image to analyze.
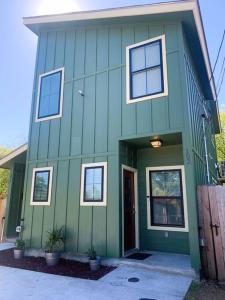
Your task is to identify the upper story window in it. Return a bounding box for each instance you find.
[35,68,64,122]
[80,162,107,206]
[126,35,168,104]
[30,167,53,206]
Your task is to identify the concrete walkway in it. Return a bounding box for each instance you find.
[0,265,192,300]
[0,243,192,299]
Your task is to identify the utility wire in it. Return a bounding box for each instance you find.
[217,66,225,96]
[216,55,225,89]
[212,29,225,75]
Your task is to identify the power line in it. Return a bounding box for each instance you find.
[212,29,225,74]
[217,66,225,96]
[216,55,225,89]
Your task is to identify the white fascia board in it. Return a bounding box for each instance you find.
[23,0,216,100]
[0,144,28,168]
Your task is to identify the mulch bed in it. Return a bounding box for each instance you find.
[0,249,115,280]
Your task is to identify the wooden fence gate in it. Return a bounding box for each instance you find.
[198,185,225,282]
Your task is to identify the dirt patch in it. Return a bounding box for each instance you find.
[0,249,115,280]
[185,281,225,300]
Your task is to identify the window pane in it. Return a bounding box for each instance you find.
[38,71,62,119]
[145,41,161,68]
[151,170,181,197]
[85,184,94,201]
[167,198,183,225]
[151,172,166,196]
[152,198,168,225]
[84,167,103,202]
[94,184,102,200]
[147,67,162,94]
[132,71,146,98]
[33,171,49,202]
[152,198,184,226]
[93,168,102,184]
[165,171,181,196]
[131,46,145,72]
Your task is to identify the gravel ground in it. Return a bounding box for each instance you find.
[185,281,225,300]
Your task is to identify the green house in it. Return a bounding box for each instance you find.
[0,0,220,274]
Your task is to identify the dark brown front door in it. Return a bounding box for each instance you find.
[123,169,136,252]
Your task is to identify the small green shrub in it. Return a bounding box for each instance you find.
[45,226,64,253]
[15,239,25,250]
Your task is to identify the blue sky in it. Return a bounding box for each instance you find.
[0,0,224,149]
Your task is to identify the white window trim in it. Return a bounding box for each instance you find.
[126,35,168,104]
[80,162,107,207]
[35,67,64,122]
[146,165,189,232]
[30,167,53,206]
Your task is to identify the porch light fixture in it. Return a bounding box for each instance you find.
[150,139,162,148]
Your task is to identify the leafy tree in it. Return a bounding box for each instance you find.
[0,147,10,199]
[216,112,225,162]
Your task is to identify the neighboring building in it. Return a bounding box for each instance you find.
[0,0,220,274]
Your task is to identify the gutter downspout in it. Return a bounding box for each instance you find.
[202,114,210,184]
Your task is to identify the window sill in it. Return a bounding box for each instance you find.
[126,90,168,104]
[147,225,188,232]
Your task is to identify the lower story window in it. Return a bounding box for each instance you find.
[80,162,107,206]
[30,167,53,206]
[146,166,188,231]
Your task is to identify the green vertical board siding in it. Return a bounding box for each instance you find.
[95,72,108,153]
[108,68,121,152]
[97,28,108,71]
[38,32,56,160]
[107,155,120,257]
[48,31,66,159]
[65,158,81,253]
[82,76,96,154]
[137,145,189,254]
[109,27,121,67]
[121,26,136,136]
[70,79,84,156]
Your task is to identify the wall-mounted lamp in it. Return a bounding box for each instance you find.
[150,139,163,148]
[78,90,84,97]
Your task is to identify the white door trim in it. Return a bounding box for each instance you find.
[122,164,139,256]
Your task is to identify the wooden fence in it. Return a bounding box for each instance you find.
[198,185,225,282]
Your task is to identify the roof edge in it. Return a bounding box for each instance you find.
[0,144,28,169]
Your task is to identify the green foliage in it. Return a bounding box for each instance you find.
[0,147,10,199]
[15,239,25,250]
[45,226,64,253]
[88,247,97,260]
[216,112,225,162]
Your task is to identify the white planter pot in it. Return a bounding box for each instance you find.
[89,259,100,271]
[45,252,60,266]
[14,249,24,259]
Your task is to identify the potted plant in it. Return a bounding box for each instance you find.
[14,239,25,259]
[45,226,64,266]
[88,247,100,271]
